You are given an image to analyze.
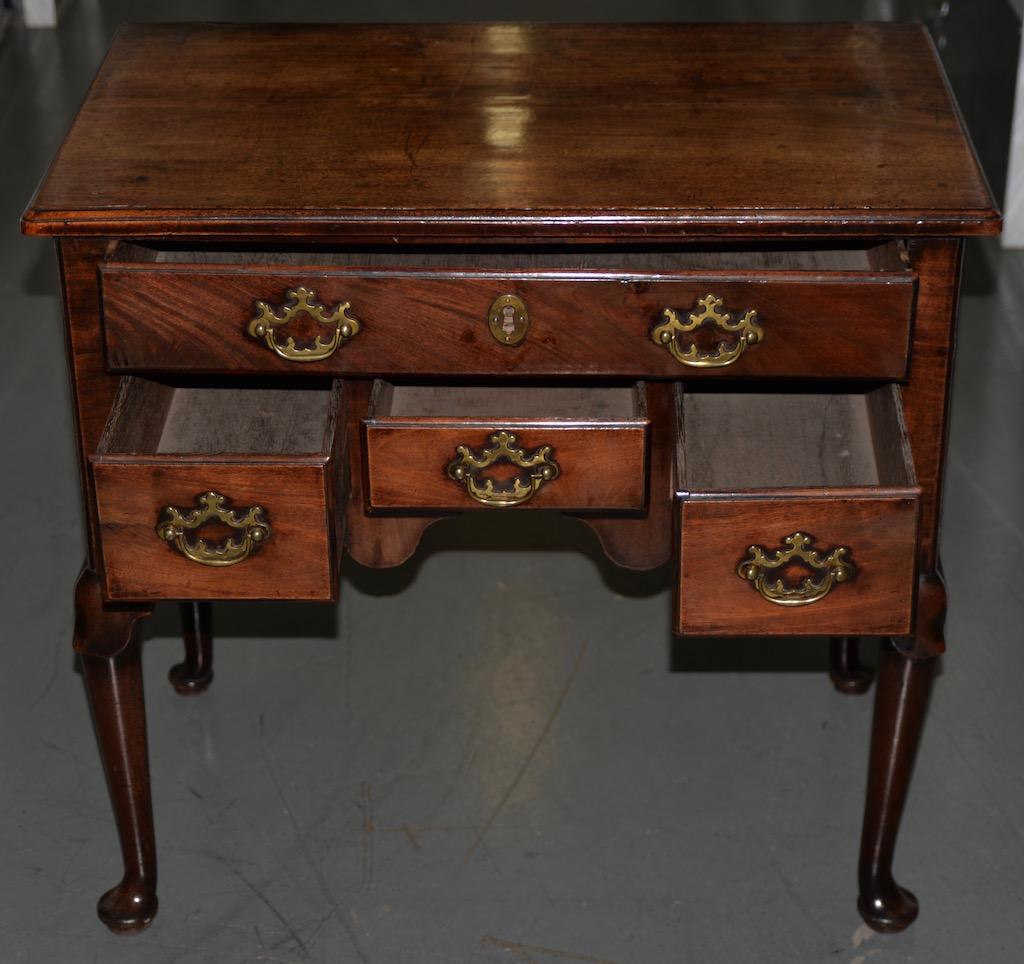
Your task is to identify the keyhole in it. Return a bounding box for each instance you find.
[501,304,516,335]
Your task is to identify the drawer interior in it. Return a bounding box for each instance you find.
[98,377,339,456]
[371,382,643,421]
[677,385,916,494]
[109,240,909,274]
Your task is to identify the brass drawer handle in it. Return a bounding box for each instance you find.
[737,532,854,607]
[247,286,360,362]
[652,293,763,368]
[156,491,271,567]
[447,431,560,507]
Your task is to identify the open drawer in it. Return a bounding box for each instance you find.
[99,242,915,380]
[362,381,650,511]
[90,377,343,601]
[675,385,920,636]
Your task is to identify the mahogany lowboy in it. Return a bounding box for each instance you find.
[23,21,999,941]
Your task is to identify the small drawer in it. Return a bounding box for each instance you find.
[362,382,649,512]
[90,378,343,601]
[99,243,914,380]
[675,385,920,636]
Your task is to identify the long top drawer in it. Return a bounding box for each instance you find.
[99,242,915,379]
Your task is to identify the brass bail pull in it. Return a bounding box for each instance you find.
[156,491,271,567]
[736,532,854,607]
[652,293,763,368]
[446,430,560,507]
[247,286,360,362]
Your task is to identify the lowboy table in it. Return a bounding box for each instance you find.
[23,22,999,935]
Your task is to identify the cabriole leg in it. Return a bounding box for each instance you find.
[169,601,213,695]
[74,570,157,934]
[829,636,874,694]
[856,574,943,932]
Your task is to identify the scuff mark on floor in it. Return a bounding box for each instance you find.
[461,638,589,866]
[851,922,875,948]
[400,824,421,850]
[481,934,618,963]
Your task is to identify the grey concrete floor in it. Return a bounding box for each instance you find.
[2,2,1024,962]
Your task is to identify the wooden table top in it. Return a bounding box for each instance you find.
[23,22,1000,240]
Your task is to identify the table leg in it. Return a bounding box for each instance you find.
[169,601,214,695]
[857,573,943,932]
[74,570,157,934]
[828,637,874,694]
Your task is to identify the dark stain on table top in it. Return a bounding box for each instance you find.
[22,22,1000,239]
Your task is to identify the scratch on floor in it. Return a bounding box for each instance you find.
[461,638,589,867]
[377,824,483,851]
[223,861,308,959]
[359,782,375,892]
[481,935,619,963]
[258,722,371,964]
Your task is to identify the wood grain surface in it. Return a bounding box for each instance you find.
[23,23,998,239]
[676,496,919,637]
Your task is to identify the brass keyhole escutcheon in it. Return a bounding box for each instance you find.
[487,294,529,346]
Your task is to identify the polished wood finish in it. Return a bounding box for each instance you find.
[363,382,649,512]
[674,387,920,637]
[90,378,343,600]
[900,240,964,570]
[170,602,213,695]
[73,570,156,933]
[342,379,441,568]
[26,22,996,936]
[22,23,998,240]
[572,380,676,571]
[98,250,915,380]
[829,637,875,695]
[858,574,945,932]
[58,239,126,566]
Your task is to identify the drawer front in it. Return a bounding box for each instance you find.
[92,462,336,601]
[362,383,649,512]
[100,263,914,379]
[364,422,647,511]
[676,496,919,636]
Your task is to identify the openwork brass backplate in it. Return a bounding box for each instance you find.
[652,293,763,368]
[247,286,360,361]
[446,430,559,506]
[737,531,854,606]
[487,294,530,346]
[156,491,271,567]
